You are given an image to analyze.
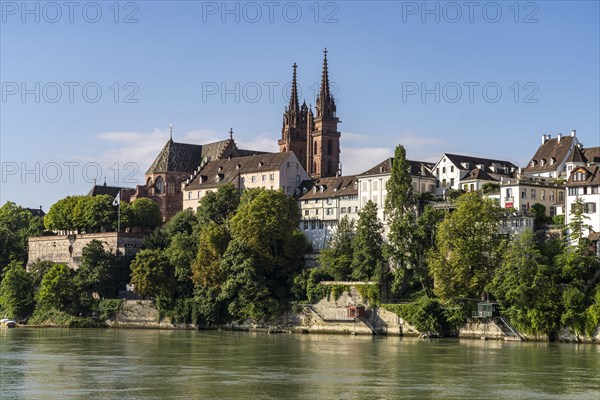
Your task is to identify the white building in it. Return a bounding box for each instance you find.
[431,153,517,196]
[565,145,600,240]
[357,158,436,236]
[297,175,359,251]
[500,175,565,216]
[522,131,579,179]
[182,152,310,210]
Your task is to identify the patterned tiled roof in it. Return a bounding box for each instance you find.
[147,140,204,174]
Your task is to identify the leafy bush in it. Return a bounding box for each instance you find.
[382,296,464,335]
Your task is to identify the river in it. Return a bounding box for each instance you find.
[1,328,599,399]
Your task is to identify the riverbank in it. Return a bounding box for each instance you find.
[15,297,600,344]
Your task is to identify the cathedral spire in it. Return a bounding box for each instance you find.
[289,63,299,112]
[169,123,173,141]
[319,48,331,104]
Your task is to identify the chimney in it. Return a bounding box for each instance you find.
[557,133,562,143]
[541,134,547,145]
[571,129,576,137]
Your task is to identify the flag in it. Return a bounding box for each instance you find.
[112,192,120,206]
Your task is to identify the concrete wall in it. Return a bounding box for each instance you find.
[27,232,144,270]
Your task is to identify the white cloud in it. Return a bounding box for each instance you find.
[392,132,445,150]
[341,132,369,142]
[342,147,394,175]
[236,133,279,152]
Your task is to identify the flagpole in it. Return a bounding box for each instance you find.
[118,200,121,233]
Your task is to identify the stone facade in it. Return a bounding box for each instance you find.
[279,50,340,179]
[27,232,144,270]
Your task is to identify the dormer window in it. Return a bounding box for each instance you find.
[574,171,587,181]
[540,159,546,166]
[530,160,537,167]
[215,174,221,182]
[259,162,264,167]
[549,158,555,165]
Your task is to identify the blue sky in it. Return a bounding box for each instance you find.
[1,0,599,210]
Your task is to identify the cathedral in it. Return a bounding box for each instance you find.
[123,50,341,222]
[278,49,341,179]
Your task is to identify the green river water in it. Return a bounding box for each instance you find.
[1,328,599,399]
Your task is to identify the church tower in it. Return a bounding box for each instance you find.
[310,49,340,178]
[278,63,308,170]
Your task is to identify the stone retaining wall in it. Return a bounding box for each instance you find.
[28,232,144,269]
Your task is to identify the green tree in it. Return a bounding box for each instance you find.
[429,192,503,302]
[229,189,305,271]
[36,264,77,313]
[165,232,197,297]
[72,196,93,232]
[45,196,80,231]
[318,216,355,280]
[28,259,55,289]
[192,222,230,287]
[555,247,599,289]
[130,249,175,298]
[130,198,162,231]
[218,239,279,322]
[384,146,417,292]
[0,227,25,275]
[84,195,117,232]
[568,197,591,245]
[487,232,562,336]
[411,205,445,296]
[561,287,587,335]
[141,228,170,250]
[351,200,384,282]
[196,183,240,225]
[0,261,35,319]
[165,209,198,237]
[0,201,41,267]
[75,240,119,300]
[531,203,548,228]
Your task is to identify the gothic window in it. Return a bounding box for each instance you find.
[314,141,318,155]
[167,177,176,195]
[313,162,317,174]
[283,146,287,152]
[155,176,164,194]
[327,140,332,155]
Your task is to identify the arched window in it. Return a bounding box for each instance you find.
[146,177,153,195]
[327,140,332,155]
[313,162,317,174]
[167,177,176,195]
[283,146,287,152]
[155,176,164,194]
[314,141,318,155]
